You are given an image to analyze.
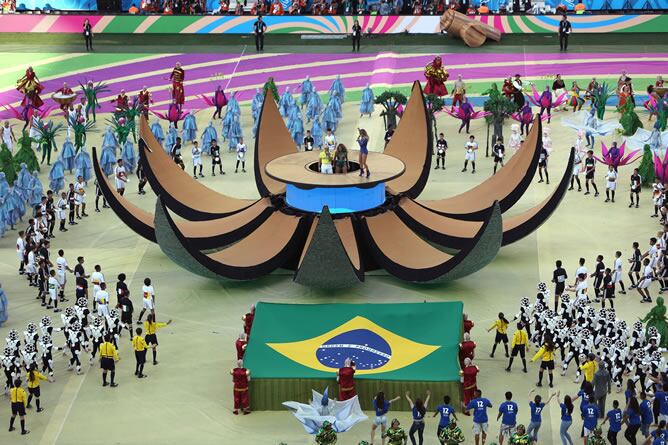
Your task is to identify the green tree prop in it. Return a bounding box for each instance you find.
[263,77,279,102]
[0,143,16,184]
[618,100,643,136]
[425,94,445,144]
[638,144,655,186]
[482,83,517,142]
[374,91,407,131]
[590,82,614,119]
[13,131,40,172]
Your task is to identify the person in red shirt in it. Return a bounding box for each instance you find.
[460,357,479,406]
[169,62,185,111]
[55,82,74,113]
[337,358,356,400]
[231,359,251,415]
[463,313,474,334]
[242,304,255,337]
[458,332,476,368]
[137,86,152,118]
[235,332,247,360]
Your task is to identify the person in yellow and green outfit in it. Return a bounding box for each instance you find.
[586,426,606,445]
[509,424,531,445]
[315,420,337,445]
[383,418,408,445]
[439,419,465,445]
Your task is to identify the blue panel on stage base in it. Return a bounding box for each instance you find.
[286,183,386,214]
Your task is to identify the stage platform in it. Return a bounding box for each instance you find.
[244,301,463,411]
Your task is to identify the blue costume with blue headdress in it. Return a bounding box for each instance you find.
[151,120,165,147]
[329,76,345,103]
[359,84,375,116]
[228,115,243,151]
[102,126,118,157]
[60,137,76,172]
[300,77,314,109]
[29,171,43,208]
[182,111,198,142]
[165,123,178,155]
[200,122,217,155]
[122,140,136,172]
[279,88,295,118]
[311,117,323,149]
[306,87,322,123]
[49,159,65,192]
[75,146,93,182]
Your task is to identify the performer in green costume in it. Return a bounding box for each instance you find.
[586,426,606,445]
[439,420,465,445]
[80,81,109,122]
[383,418,407,445]
[641,296,668,348]
[509,424,531,445]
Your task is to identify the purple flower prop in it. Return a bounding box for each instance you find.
[654,150,668,183]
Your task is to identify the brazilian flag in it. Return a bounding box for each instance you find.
[244,301,462,382]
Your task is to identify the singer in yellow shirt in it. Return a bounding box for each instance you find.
[132,327,149,379]
[531,339,556,387]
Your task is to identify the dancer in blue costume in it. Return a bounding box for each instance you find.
[200,122,217,155]
[122,140,136,172]
[165,123,178,155]
[329,91,343,119]
[74,146,92,182]
[0,202,6,238]
[279,87,295,118]
[227,93,240,116]
[151,119,165,148]
[329,75,345,103]
[7,182,25,228]
[251,88,264,118]
[60,136,76,173]
[306,87,322,123]
[29,171,43,207]
[311,117,323,149]
[290,112,304,149]
[300,76,314,109]
[222,109,234,142]
[0,172,9,197]
[359,83,375,117]
[101,126,118,157]
[49,159,65,192]
[228,115,243,152]
[323,102,339,133]
[99,144,117,176]
[0,285,7,326]
[182,110,198,142]
[16,163,32,202]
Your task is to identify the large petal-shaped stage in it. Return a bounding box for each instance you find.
[95,81,573,287]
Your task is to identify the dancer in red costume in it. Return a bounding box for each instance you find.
[460,357,479,406]
[170,62,185,111]
[423,56,449,97]
[230,360,251,415]
[337,358,356,401]
[16,66,44,108]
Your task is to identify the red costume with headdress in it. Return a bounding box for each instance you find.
[424,56,449,97]
[170,65,185,106]
[17,67,44,108]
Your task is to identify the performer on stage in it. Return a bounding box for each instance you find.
[558,14,571,51]
[212,86,228,120]
[337,358,356,401]
[511,74,524,108]
[111,90,129,114]
[424,56,449,97]
[502,77,514,99]
[16,67,43,108]
[55,82,74,113]
[451,75,466,111]
[137,86,152,118]
[169,62,185,110]
[230,359,251,415]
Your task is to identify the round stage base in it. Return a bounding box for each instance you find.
[286,183,386,214]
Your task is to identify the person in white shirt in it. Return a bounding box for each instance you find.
[235,138,247,173]
[47,270,61,313]
[569,148,582,191]
[114,159,127,195]
[90,264,105,311]
[192,141,203,179]
[26,245,37,286]
[137,277,155,322]
[55,249,73,302]
[74,175,88,219]
[16,231,25,275]
[613,251,626,295]
[461,135,478,174]
[636,258,653,303]
[56,192,68,232]
[324,129,336,152]
[604,165,617,203]
[2,121,15,152]
[95,282,110,317]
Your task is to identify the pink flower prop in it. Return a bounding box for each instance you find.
[594,141,640,168]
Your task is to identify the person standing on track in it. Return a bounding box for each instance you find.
[352,19,362,52]
[253,15,267,52]
[558,15,572,52]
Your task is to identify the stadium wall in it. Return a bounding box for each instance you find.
[3,13,668,34]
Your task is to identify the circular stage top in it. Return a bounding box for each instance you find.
[265,150,405,189]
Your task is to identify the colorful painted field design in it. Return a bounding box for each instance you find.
[2,51,666,117]
[1,14,667,35]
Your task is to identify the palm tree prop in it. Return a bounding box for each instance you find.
[590,82,614,119]
[14,130,43,172]
[618,100,643,136]
[0,142,15,183]
[483,83,517,142]
[374,91,407,131]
